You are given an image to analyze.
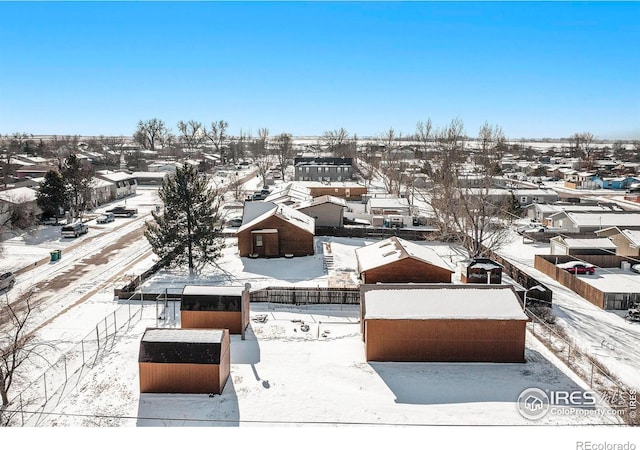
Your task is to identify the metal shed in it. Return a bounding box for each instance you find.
[180,285,250,334]
[360,284,528,363]
[138,328,230,394]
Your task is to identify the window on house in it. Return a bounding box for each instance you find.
[255,235,263,247]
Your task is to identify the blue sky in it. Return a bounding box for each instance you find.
[0,1,638,140]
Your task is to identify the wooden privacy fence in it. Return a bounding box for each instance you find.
[535,254,640,310]
[315,226,437,241]
[250,286,360,305]
[484,249,553,305]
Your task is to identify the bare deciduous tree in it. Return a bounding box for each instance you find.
[274,133,294,181]
[249,128,273,189]
[1,290,54,425]
[177,120,206,154]
[206,120,229,163]
[134,118,168,151]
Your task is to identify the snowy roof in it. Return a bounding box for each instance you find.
[96,170,136,182]
[363,286,528,320]
[560,212,640,228]
[296,195,348,210]
[621,229,640,247]
[238,201,315,234]
[0,186,38,203]
[367,197,410,208]
[355,236,453,273]
[527,204,617,214]
[141,328,225,344]
[265,182,312,204]
[182,285,245,297]
[552,237,617,250]
[90,177,114,188]
[131,171,169,179]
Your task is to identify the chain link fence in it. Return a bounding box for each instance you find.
[526,309,638,425]
[2,293,152,427]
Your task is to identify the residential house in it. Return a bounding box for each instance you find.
[294,157,354,182]
[592,176,640,190]
[0,186,42,224]
[95,170,138,199]
[237,201,315,257]
[547,212,640,234]
[296,180,367,201]
[355,236,454,284]
[295,195,347,228]
[595,227,640,257]
[264,182,312,206]
[523,203,623,223]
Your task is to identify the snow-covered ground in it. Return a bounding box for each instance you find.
[2,174,637,445]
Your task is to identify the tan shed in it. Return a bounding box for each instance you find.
[138,328,230,394]
[180,285,250,334]
[361,285,528,363]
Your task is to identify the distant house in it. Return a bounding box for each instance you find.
[466,188,559,207]
[237,201,315,257]
[138,328,230,394]
[547,212,640,234]
[295,195,347,228]
[89,177,115,207]
[549,236,617,256]
[95,170,138,199]
[131,171,170,185]
[595,227,640,257]
[365,197,411,216]
[0,186,41,220]
[264,182,312,206]
[355,236,453,284]
[15,165,56,180]
[294,157,354,182]
[592,176,640,190]
[360,284,528,363]
[523,203,622,223]
[296,181,367,201]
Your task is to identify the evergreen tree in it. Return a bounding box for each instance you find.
[145,163,224,273]
[37,170,68,223]
[61,154,94,218]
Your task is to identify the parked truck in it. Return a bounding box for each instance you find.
[61,222,89,238]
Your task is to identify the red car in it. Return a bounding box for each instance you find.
[557,261,596,275]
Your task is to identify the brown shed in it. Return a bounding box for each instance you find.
[181,285,250,334]
[138,328,230,394]
[237,202,314,257]
[355,236,453,284]
[461,258,504,284]
[360,284,528,363]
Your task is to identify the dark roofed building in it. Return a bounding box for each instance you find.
[138,328,230,394]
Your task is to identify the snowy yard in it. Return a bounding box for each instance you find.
[29,303,623,427]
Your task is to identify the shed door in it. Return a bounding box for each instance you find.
[253,232,279,257]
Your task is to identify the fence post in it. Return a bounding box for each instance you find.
[20,393,24,426]
[43,373,48,403]
[96,325,100,350]
[82,340,85,365]
[590,363,594,388]
[113,311,117,335]
[64,354,67,383]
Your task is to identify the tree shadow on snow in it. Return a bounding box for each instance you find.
[369,348,585,405]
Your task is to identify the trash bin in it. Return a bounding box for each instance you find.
[50,251,58,262]
[56,249,62,259]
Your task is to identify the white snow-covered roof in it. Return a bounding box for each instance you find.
[363,286,528,320]
[90,177,114,188]
[131,171,169,179]
[355,236,453,273]
[561,212,640,228]
[367,197,410,208]
[528,204,618,214]
[142,328,225,344]
[182,285,245,297]
[0,186,38,203]
[296,195,347,210]
[621,229,640,247]
[264,182,312,204]
[96,170,136,182]
[238,201,315,234]
[557,238,617,250]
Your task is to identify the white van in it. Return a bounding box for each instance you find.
[61,222,89,238]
